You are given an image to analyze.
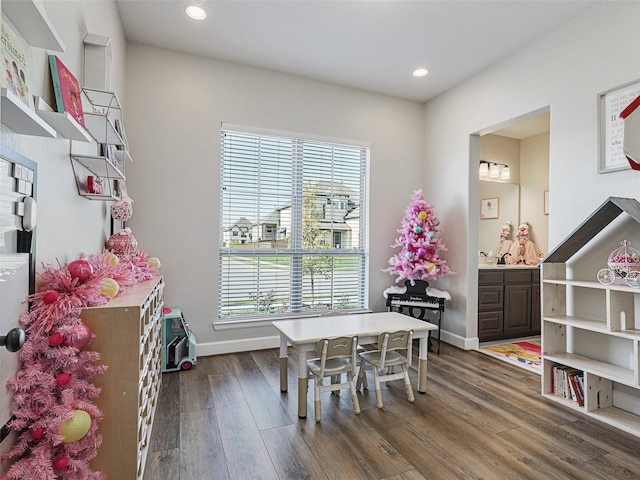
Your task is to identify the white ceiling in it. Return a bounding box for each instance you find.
[115,0,598,104]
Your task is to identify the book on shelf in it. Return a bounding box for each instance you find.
[48,55,85,127]
[551,364,583,406]
[1,19,35,110]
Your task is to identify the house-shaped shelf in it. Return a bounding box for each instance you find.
[543,196,640,264]
[540,195,640,438]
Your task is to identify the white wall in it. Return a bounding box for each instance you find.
[3,1,639,356]
[123,43,425,352]
[1,0,126,264]
[423,1,640,348]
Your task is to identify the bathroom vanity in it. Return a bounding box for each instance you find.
[478,266,540,341]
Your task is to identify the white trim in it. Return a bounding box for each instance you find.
[195,328,477,357]
[197,335,281,356]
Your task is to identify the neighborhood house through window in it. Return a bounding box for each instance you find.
[219,125,369,321]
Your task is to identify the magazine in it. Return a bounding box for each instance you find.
[48,55,85,127]
[1,19,34,110]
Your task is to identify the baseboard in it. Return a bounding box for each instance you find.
[196,335,281,357]
[440,330,479,350]
[195,330,480,357]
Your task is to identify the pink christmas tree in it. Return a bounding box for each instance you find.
[384,190,453,285]
[2,252,159,480]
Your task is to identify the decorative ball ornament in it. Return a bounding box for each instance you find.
[101,278,120,299]
[52,456,69,471]
[56,373,71,386]
[110,198,133,221]
[105,252,119,266]
[31,427,45,440]
[49,333,65,347]
[405,252,413,259]
[427,263,436,272]
[417,247,427,257]
[417,211,427,221]
[389,257,396,265]
[414,225,422,234]
[146,256,161,270]
[429,231,436,238]
[43,290,59,304]
[106,228,138,256]
[67,259,93,281]
[411,205,420,214]
[59,410,91,443]
[63,323,92,349]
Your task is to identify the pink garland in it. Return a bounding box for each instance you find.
[2,251,160,480]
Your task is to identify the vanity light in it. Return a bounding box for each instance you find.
[479,161,489,178]
[412,68,429,77]
[479,161,511,180]
[186,4,207,20]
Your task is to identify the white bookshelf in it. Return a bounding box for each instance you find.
[541,197,640,437]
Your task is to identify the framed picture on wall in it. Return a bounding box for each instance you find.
[544,190,549,215]
[480,197,499,219]
[598,79,640,173]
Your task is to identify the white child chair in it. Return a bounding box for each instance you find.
[356,330,414,409]
[306,336,361,422]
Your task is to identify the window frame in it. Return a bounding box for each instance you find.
[216,124,370,327]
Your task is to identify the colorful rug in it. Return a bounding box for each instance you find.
[478,338,541,374]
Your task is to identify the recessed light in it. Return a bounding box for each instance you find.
[186,5,207,20]
[412,68,429,78]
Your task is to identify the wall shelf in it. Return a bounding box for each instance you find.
[70,88,133,200]
[1,0,65,51]
[34,97,93,142]
[1,88,56,138]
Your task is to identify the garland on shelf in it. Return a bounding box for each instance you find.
[2,251,161,480]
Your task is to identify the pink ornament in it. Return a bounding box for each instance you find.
[411,205,420,214]
[67,259,93,281]
[48,333,64,347]
[52,456,69,471]
[417,247,427,257]
[106,228,138,256]
[43,290,59,304]
[63,323,92,349]
[110,198,133,221]
[56,373,71,386]
[31,427,45,440]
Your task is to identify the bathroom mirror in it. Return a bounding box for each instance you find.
[479,181,519,258]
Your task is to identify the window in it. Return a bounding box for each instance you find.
[219,124,369,322]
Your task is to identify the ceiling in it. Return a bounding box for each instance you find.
[115,0,598,104]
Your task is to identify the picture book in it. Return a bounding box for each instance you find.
[1,19,34,110]
[48,55,85,127]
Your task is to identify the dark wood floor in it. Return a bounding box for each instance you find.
[143,343,640,480]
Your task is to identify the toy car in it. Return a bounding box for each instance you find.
[162,308,197,372]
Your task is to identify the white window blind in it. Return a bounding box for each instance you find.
[219,125,369,322]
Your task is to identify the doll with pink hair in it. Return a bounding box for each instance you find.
[507,221,542,265]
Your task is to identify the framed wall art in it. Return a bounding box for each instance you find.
[480,197,499,219]
[544,190,549,215]
[598,79,640,173]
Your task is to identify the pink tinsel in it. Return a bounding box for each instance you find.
[2,249,160,480]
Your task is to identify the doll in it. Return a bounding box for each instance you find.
[495,222,513,257]
[507,221,541,265]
